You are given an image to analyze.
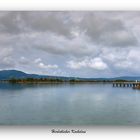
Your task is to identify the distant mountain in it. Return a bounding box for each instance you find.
[106,76,140,81]
[86,77,140,81]
[0,69,140,81]
[0,70,75,80]
[0,70,28,80]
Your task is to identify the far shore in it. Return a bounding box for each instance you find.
[0,78,135,84]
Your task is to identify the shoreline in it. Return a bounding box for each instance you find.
[0,80,114,84]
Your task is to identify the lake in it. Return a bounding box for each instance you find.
[0,83,140,125]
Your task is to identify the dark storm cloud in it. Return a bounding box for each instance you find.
[21,12,72,37]
[79,12,137,47]
[0,11,137,48]
[0,12,73,37]
[0,12,23,34]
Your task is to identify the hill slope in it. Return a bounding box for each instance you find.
[0,70,73,80]
[0,70,140,81]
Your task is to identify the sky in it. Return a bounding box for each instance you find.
[0,11,140,78]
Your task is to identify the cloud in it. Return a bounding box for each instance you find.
[12,31,95,57]
[38,62,58,69]
[19,56,30,65]
[24,12,72,37]
[0,57,15,68]
[0,47,15,69]
[0,12,73,37]
[79,12,138,47]
[34,58,58,69]
[34,58,42,63]
[0,11,139,77]
[67,57,108,70]
[33,33,95,57]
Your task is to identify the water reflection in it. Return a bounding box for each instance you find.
[0,83,72,90]
[0,83,140,125]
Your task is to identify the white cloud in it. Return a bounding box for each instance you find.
[38,62,58,69]
[67,57,108,70]
[67,60,87,69]
[34,58,42,63]
[34,58,58,69]
[89,58,108,70]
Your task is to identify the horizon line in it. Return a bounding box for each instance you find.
[0,69,140,79]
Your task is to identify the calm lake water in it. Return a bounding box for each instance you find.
[0,83,140,125]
